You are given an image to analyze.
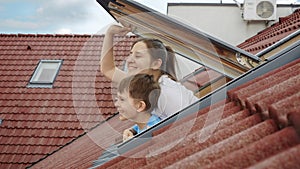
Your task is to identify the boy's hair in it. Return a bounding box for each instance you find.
[118,73,161,112]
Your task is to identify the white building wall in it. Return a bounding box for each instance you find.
[167,3,299,45]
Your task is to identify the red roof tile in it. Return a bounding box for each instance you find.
[202,127,300,169]
[269,91,300,127]
[246,143,300,169]
[90,57,300,169]
[230,61,300,107]
[164,120,278,169]
[0,33,137,168]
[238,9,300,54]
[30,114,134,169]
[181,68,223,93]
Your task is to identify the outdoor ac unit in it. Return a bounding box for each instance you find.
[243,0,277,20]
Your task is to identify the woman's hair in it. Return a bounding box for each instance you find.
[132,38,177,80]
[118,73,161,112]
[140,68,176,82]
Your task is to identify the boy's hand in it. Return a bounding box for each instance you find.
[123,128,134,142]
[119,115,128,121]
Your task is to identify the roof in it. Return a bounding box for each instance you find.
[238,8,300,56]
[1,1,299,168]
[0,33,137,168]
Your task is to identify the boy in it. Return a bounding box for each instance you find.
[115,73,161,142]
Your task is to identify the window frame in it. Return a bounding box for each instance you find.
[27,59,63,88]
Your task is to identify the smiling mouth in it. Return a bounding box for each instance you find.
[128,67,137,70]
[127,64,137,69]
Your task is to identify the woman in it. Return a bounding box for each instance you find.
[100,24,198,120]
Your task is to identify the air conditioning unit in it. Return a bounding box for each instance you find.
[243,0,277,21]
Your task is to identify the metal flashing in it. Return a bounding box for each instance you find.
[256,29,300,58]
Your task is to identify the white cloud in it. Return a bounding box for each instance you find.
[2,19,40,29]
[35,0,115,34]
[36,7,44,14]
[55,28,72,34]
[0,0,116,34]
[32,1,92,24]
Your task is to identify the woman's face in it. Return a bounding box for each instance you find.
[126,41,160,75]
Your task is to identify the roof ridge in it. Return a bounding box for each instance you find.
[237,9,300,53]
[0,33,137,38]
[0,33,105,38]
[0,135,77,139]
[0,126,83,130]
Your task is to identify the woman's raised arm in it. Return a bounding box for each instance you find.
[100,25,131,83]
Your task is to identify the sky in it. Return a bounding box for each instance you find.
[0,0,299,35]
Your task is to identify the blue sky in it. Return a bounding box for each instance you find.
[0,0,298,34]
[0,0,113,34]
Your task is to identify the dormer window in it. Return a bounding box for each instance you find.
[27,60,63,88]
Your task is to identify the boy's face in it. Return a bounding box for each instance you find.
[115,91,139,121]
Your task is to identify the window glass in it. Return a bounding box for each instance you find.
[28,60,62,88]
[175,53,202,80]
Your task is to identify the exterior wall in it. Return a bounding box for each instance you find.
[167,3,300,45]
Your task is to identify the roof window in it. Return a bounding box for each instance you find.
[27,60,63,88]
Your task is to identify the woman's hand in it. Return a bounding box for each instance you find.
[107,25,131,36]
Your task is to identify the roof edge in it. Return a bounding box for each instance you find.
[256,29,300,58]
[0,33,104,38]
[168,2,300,7]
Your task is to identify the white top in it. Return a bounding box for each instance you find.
[153,75,199,119]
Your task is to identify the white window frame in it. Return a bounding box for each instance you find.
[27,60,63,88]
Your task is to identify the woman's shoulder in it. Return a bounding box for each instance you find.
[159,75,185,88]
[158,75,198,100]
[159,75,176,84]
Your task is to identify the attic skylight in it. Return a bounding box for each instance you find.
[27,60,63,88]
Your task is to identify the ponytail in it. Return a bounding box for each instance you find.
[165,46,177,81]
